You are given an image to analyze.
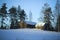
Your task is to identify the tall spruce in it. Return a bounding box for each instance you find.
[0,3,7,28]
[9,7,17,29]
[42,3,53,31]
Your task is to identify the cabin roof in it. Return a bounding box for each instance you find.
[25,21,36,25]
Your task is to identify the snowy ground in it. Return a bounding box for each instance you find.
[0,28,60,40]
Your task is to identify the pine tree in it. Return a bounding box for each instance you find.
[19,9,27,28]
[17,5,21,21]
[19,10,26,21]
[42,3,53,31]
[9,6,17,29]
[0,3,7,29]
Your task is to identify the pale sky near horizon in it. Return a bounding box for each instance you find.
[0,0,57,27]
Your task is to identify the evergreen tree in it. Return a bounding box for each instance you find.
[17,5,21,21]
[9,6,17,29]
[42,3,53,31]
[19,9,26,21]
[0,3,7,29]
[9,7,16,13]
[19,9,27,28]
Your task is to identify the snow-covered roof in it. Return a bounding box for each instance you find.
[36,22,45,26]
[25,21,36,25]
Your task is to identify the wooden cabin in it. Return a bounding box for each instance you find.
[18,21,36,28]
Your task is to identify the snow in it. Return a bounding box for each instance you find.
[25,21,36,25]
[35,22,45,28]
[0,28,60,40]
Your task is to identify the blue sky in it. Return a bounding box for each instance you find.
[0,0,56,23]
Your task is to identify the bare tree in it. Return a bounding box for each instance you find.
[29,11,32,21]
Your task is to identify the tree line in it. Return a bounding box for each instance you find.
[0,1,60,32]
[0,3,26,29]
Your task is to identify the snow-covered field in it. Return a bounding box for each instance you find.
[0,28,60,40]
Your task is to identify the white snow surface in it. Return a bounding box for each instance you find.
[25,21,36,25]
[0,28,60,40]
